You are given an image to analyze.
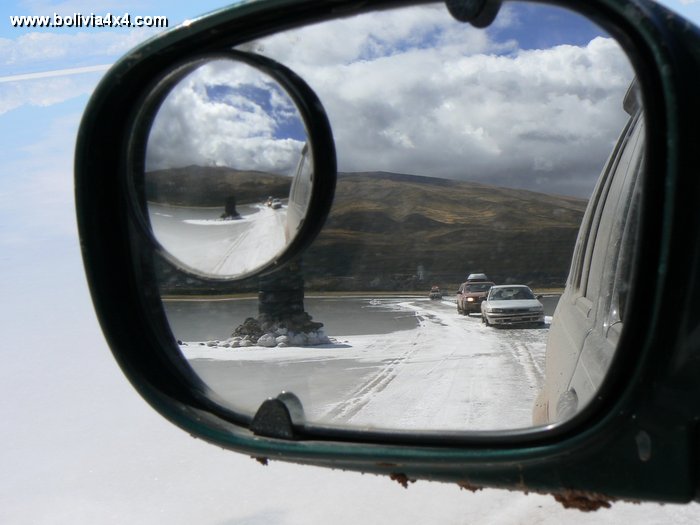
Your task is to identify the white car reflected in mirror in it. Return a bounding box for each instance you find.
[481,285,545,328]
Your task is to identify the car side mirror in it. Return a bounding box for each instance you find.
[75,0,700,509]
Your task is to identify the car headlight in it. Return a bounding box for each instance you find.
[467,297,475,302]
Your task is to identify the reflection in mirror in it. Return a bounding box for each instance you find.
[155,2,642,432]
[145,59,313,278]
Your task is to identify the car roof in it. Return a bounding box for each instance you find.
[490,284,530,290]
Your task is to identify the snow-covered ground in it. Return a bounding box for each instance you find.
[183,297,549,431]
[149,202,288,276]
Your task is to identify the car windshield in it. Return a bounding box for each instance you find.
[491,288,535,300]
[467,284,490,292]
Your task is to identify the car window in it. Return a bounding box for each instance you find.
[585,113,645,303]
[570,114,637,293]
[601,119,645,336]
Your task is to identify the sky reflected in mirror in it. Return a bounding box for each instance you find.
[144,59,312,277]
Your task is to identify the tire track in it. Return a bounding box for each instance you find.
[211,228,251,274]
[506,340,545,390]
[321,342,419,423]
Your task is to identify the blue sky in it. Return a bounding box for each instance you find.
[0,0,231,37]
[206,83,308,141]
[490,3,607,50]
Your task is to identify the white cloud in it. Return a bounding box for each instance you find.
[0,71,101,114]
[146,59,306,174]
[0,25,160,113]
[0,27,158,67]
[252,6,634,197]
[140,4,636,197]
[251,5,502,67]
[0,63,109,83]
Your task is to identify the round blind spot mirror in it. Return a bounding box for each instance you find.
[142,57,324,279]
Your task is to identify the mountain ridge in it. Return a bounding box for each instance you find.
[150,166,587,292]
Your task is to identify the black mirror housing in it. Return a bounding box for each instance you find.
[75,0,700,508]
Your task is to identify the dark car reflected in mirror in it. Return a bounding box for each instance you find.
[147,2,642,432]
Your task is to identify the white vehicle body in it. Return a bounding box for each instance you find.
[286,143,312,242]
[481,285,544,326]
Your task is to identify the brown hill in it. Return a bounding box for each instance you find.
[302,172,586,290]
[154,170,587,293]
[145,166,291,207]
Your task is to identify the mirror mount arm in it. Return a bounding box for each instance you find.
[250,392,306,440]
[445,0,501,28]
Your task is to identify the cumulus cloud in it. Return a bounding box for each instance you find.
[261,5,634,197]
[0,23,162,114]
[248,5,503,67]
[0,27,159,68]
[146,59,306,174]
[143,4,637,197]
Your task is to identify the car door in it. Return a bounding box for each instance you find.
[537,96,645,423]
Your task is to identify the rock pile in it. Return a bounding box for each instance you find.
[196,316,331,349]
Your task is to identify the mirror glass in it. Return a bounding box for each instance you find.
[144,59,313,278]
[154,2,642,432]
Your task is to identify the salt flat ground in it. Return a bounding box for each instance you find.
[184,296,549,432]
